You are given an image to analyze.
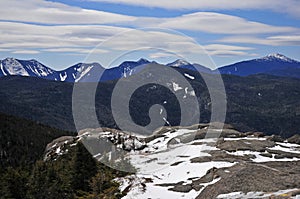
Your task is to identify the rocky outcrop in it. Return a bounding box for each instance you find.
[196,161,300,199]
[216,139,276,152]
[287,134,300,144]
[44,123,300,199]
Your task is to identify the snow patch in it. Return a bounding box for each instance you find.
[3,58,29,76]
[172,82,183,91]
[260,53,297,63]
[0,62,7,76]
[59,72,67,81]
[217,189,300,199]
[169,59,190,67]
[184,73,195,80]
[75,65,94,82]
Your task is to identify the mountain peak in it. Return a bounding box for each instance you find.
[4,57,37,62]
[3,57,17,61]
[260,53,297,63]
[167,59,191,67]
[137,58,150,64]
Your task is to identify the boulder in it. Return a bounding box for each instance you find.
[287,134,300,144]
[217,139,275,152]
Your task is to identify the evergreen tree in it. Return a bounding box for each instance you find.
[71,142,98,193]
[0,167,28,199]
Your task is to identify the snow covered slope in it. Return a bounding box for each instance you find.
[0,58,105,82]
[0,57,150,82]
[0,58,55,79]
[44,124,300,199]
[58,62,103,82]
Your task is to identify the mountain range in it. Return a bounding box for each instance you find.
[1,53,300,81]
[1,53,300,138]
[1,70,300,138]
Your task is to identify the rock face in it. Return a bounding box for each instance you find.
[44,123,300,199]
[287,134,300,144]
[216,139,276,152]
[44,127,147,161]
[197,161,300,199]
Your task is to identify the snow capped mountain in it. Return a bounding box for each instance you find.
[1,58,29,76]
[59,62,104,82]
[167,59,212,74]
[258,53,298,63]
[0,58,105,82]
[0,57,152,82]
[118,58,150,78]
[167,59,191,67]
[100,58,151,81]
[167,59,196,71]
[217,53,300,77]
[0,58,55,79]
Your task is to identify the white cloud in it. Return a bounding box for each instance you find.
[219,35,300,46]
[154,12,297,34]
[0,1,297,36]
[44,48,108,54]
[98,29,197,51]
[0,22,130,49]
[203,44,254,57]
[204,44,254,51]
[208,50,249,57]
[0,18,297,67]
[268,35,300,45]
[0,0,298,64]
[0,22,214,66]
[0,0,136,24]
[86,0,300,17]
[12,50,40,54]
[149,52,177,59]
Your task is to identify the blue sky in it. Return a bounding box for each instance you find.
[0,0,299,69]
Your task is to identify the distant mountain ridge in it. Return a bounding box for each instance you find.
[0,57,205,82]
[1,53,300,81]
[217,53,300,78]
[1,72,300,138]
[0,57,156,82]
[0,57,103,82]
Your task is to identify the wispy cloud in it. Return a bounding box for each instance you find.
[0,22,210,65]
[0,0,298,62]
[44,48,108,54]
[0,22,129,49]
[203,44,254,56]
[0,1,297,35]
[149,52,177,59]
[12,50,40,54]
[154,12,297,34]
[204,44,254,51]
[85,0,300,18]
[219,35,300,46]
[0,0,136,24]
